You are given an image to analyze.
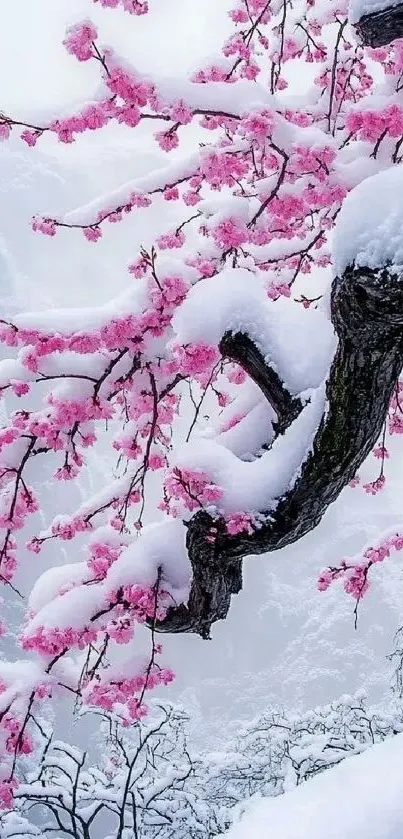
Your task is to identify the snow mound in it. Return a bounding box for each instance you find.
[333,166,403,275]
[173,268,335,395]
[222,732,403,839]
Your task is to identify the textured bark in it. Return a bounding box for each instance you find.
[157,265,403,638]
[355,2,403,47]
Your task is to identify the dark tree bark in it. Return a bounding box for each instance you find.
[156,265,403,639]
[355,2,403,47]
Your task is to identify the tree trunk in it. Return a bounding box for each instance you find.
[355,2,403,47]
[156,266,403,638]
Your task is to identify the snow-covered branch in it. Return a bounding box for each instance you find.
[352,1,403,47]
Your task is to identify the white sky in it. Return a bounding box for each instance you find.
[0,0,232,111]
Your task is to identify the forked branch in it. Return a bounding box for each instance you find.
[158,265,403,638]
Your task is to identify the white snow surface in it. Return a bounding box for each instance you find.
[25,520,191,634]
[173,268,336,395]
[349,0,401,24]
[105,519,191,599]
[222,732,403,839]
[175,386,325,515]
[333,166,403,275]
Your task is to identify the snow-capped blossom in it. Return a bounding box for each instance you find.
[225,512,256,535]
[212,216,248,248]
[93,0,149,13]
[156,230,185,249]
[22,625,98,656]
[200,152,248,188]
[107,616,135,644]
[169,99,193,124]
[173,343,220,377]
[10,381,30,396]
[155,130,179,151]
[149,274,189,307]
[319,533,403,602]
[267,282,292,300]
[87,541,122,578]
[31,216,56,236]
[343,565,370,598]
[83,667,172,719]
[164,186,179,201]
[183,189,201,205]
[63,20,98,62]
[148,452,166,470]
[240,109,275,142]
[164,467,223,514]
[373,444,389,459]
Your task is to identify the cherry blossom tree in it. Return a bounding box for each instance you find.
[1,0,403,805]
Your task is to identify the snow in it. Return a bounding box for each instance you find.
[333,166,403,275]
[173,268,336,395]
[349,0,402,24]
[145,75,273,116]
[64,151,202,226]
[28,562,90,613]
[26,582,107,634]
[105,519,191,600]
[15,280,148,333]
[0,661,49,714]
[216,390,276,458]
[174,385,325,514]
[26,520,191,636]
[221,732,403,839]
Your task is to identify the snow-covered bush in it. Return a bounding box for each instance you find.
[2,692,403,837]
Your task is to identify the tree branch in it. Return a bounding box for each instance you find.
[219,331,303,435]
[157,265,403,638]
[355,2,403,47]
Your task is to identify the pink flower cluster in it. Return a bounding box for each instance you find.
[318,532,403,600]
[93,0,149,13]
[63,20,97,62]
[225,511,257,535]
[85,665,174,721]
[346,103,403,142]
[0,779,18,810]
[22,625,98,656]
[173,343,220,380]
[87,541,122,579]
[163,467,223,515]
[3,715,33,756]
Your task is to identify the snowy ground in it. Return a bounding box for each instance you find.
[222,732,403,839]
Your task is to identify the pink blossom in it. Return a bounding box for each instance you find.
[0,124,11,141]
[63,20,98,62]
[155,130,179,151]
[83,226,102,242]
